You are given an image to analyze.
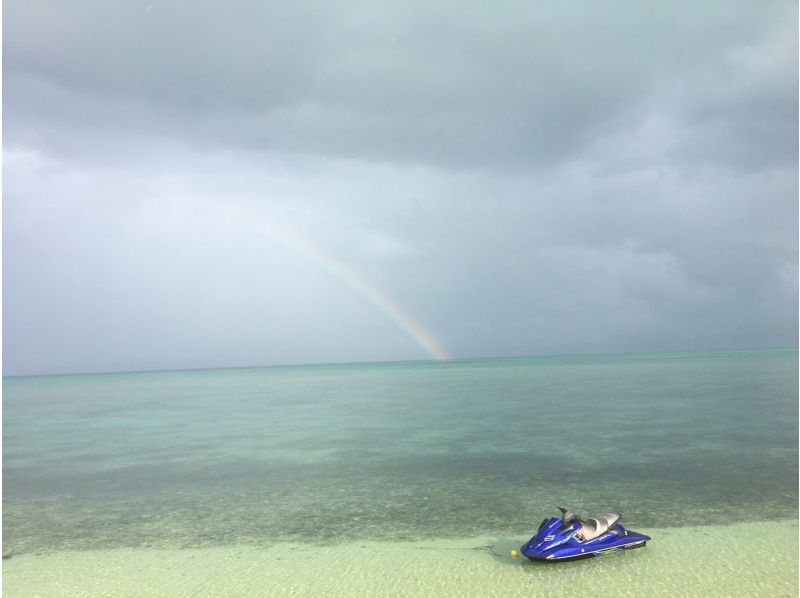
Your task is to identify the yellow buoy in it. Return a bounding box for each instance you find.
[510,550,519,558]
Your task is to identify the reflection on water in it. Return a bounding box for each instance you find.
[4,350,797,553]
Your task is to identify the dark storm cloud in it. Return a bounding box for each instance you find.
[3,1,797,375]
[5,1,796,170]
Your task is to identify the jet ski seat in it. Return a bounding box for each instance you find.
[580,513,621,541]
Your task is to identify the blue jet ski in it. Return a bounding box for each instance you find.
[521,507,650,562]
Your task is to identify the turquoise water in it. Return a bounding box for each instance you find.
[3,350,797,554]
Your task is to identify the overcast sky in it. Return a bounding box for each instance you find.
[4,1,798,375]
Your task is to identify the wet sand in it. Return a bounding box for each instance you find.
[4,520,797,597]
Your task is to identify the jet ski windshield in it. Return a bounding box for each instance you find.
[558,507,580,525]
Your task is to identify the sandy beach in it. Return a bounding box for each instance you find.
[4,520,796,597]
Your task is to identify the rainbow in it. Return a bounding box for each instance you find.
[256,222,450,361]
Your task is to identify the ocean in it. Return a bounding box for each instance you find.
[3,349,797,596]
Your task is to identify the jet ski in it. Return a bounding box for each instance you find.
[520,507,650,562]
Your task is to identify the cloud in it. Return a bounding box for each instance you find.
[5,1,796,171]
[3,1,797,374]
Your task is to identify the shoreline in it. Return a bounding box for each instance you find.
[4,519,797,597]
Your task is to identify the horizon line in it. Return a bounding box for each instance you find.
[4,346,796,380]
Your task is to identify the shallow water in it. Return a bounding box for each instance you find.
[3,350,798,594]
[3,522,797,597]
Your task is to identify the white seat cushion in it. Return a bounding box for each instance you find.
[581,513,621,541]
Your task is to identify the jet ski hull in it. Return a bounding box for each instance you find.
[524,534,649,562]
[521,512,650,563]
